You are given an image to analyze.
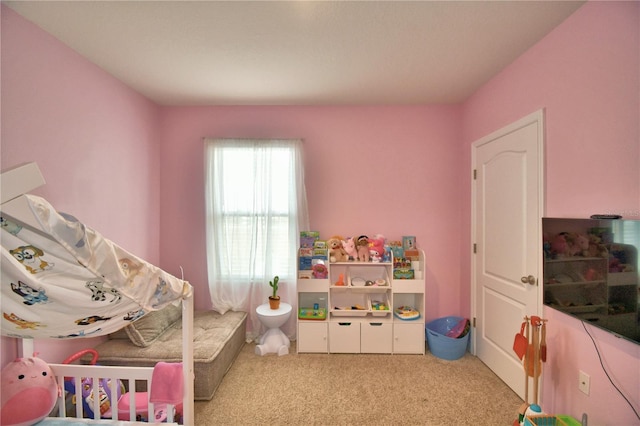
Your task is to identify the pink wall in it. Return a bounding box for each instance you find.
[2,1,639,422]
[1,5,162,364]
[158,106,465,320]
[462,2,640,424]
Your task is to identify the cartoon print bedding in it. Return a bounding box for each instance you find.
[1,194,191,339]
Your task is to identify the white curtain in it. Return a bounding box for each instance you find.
[204,138,309,341]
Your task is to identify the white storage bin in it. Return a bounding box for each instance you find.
[348,266,390,287]
[330,291,368,317]
[369,293,391,317]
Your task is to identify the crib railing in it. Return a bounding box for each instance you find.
[49,363,179,424]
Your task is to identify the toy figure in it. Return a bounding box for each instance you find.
[368,236,386,263]
[356,235,370,262]
[342,237,358,261]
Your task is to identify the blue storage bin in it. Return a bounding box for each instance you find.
[426,316,469,360]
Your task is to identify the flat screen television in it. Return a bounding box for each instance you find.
[543,217,640,345]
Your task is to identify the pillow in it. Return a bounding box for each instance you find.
[124,303,182,347]
[108,328,130,340]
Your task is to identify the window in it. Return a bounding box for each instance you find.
[204,138,309,340]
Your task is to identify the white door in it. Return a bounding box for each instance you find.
[471,110,544,401]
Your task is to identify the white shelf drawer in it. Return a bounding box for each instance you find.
[361,322,392,353]
[329,321,360,353]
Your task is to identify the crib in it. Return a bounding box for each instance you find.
[1,163,195,425]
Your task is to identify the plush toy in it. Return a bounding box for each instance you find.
[550,233,569,258]
[564,232,589,257]
[1,355,60,426]
[574,233,589,256]
[327,236,348,263]
[368,236,386,263]
[342,237,358,261]
[588,234,608,258]
[355,235,370,262]
[312,263,328,278]
[542,233,552,260]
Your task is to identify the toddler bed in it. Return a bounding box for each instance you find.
[0,163,194,424]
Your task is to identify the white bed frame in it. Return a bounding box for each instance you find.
[1,163,195,424]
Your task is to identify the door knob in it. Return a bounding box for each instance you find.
[520,275,536,285]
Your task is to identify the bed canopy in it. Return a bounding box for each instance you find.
[1,163,191,339]
[0,162,195,424]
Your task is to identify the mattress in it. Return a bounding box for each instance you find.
[92,310,247,400]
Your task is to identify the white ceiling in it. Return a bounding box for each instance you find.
[5,1,585,106]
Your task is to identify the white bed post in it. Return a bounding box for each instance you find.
[182,293,195,425]
[0,162,45,204]
[2,163,44,359]
[0,162,46,231]
[20,338,34,358]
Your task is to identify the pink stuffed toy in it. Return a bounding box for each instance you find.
[368,236,386,263]
[342,237,358,261]
[1,355,60,426]
[569,233,589,257]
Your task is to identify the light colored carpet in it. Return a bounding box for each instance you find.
[194,343,523,425]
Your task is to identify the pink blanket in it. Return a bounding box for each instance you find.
[150,362,183,404]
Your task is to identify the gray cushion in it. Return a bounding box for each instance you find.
[124,303,182,347]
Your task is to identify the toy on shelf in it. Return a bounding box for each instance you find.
[393,257,415,279]
[393,305,420,320]
[402,236,416,250]
[335,304,366,311]
[312,262,328,279]
[389,240,404,258]
[328,235,348,262]
[300,231,320,248]
[342,237,358,261]
[368,235,386,263]
[298,307,327,320]
[371,299,389,311]
[366,278,387,287]
[356,235,370,262]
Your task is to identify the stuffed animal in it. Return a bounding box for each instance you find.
[1,355,60,426]
[542,233,552,260]
[342,237,358,261]
[565,232,589,257]
[355,235,370,262]
[368,236,386,263]
[550,233,569,258]
[587,234,608,258]
[575,233,589,256]
[327,236,348,263]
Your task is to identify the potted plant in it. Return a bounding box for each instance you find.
[268,276,280,309]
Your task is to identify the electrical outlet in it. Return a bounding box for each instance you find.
[579,371,590,395]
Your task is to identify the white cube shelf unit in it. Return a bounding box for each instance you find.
[296,249,425,354]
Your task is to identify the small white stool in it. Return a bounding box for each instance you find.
[255,302,292,356]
